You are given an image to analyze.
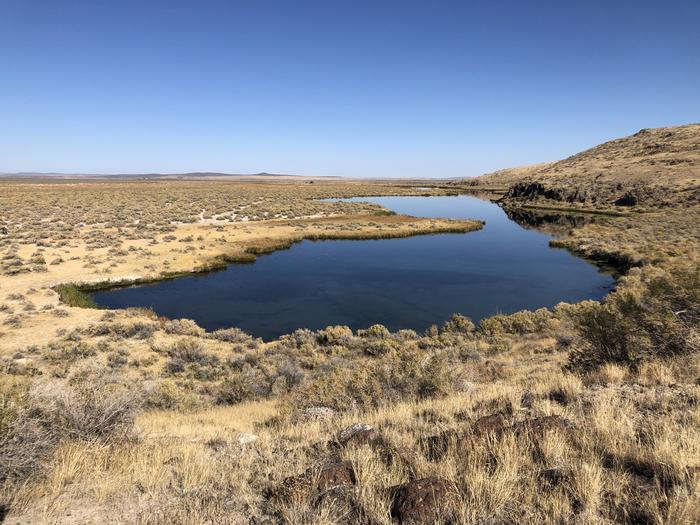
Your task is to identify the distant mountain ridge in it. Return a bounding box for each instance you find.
[0,171,344,179]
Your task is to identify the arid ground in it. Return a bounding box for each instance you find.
[1,125,699,524]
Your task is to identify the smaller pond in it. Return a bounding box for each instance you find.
[91,195,614,340]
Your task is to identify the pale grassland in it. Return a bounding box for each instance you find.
[0,179,478,354]
[0,179,453,277]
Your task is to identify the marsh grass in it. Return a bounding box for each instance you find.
[53,284,99,309]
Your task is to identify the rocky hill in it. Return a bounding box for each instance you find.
[473,123,700,208]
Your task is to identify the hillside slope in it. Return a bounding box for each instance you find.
[473,123,700,208]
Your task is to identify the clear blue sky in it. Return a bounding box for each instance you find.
[1,1,698,177]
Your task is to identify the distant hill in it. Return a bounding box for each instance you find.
[472,123,700,208]
[0,171,344,180]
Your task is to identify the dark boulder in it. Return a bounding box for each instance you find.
[421,430,461,461]
[271,460,356,504]
[316,460,356,492]
[520,390,535,408]
[423,413,511,461]
[390,476,457,524]
[337,423,415,473]
[273,473,312,504]
[614,192,638,206]
[381,445,419,475]
[470,413,508,437]
[337,423,385,449]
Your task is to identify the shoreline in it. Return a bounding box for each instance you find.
[55,197,632,341]
[53,215,484,309]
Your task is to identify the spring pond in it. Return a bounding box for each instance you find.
[91,195,614,340]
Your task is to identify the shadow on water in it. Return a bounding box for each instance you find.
[91,195,615,340]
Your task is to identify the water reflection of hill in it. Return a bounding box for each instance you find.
[504,206,605,236]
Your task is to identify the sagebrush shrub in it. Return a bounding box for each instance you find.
[164,318,205,337]
[567,263,699,372]
[0,371,142,485]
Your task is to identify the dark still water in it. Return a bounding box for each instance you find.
[91,195,614,340]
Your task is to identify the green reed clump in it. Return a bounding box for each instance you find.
[53,284,98,309]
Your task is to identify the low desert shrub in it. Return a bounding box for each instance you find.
[215,373,255,405]
[275,360,305,389]
[43,340,97,362]
[277,328,317,349]
[208,327,259,349]
[107,350,129,368]
[85,320,158,340]
[146,379,201,410]
[166,337,208,362]
[164,338,223,380]
[357,323,390,339]
[362,338,397,356]
[164,318,205,337]
[442,313,475,334]
[479,308,553,336]
[283,345,463,414]
[567,263,699,372]
[27,375,141,441]
[0,371,142,486]
[316,325,353,346]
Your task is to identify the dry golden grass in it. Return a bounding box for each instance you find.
[8,366,699,524]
